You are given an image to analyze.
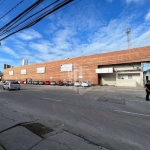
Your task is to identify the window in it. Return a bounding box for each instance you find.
[128,75,132,79]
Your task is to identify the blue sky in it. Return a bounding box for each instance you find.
[0,0,150,71]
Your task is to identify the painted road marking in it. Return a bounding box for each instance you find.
[114,110,150,117]
[42,97,62,102]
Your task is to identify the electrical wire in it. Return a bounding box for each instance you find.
[0,0,81,41]
[0,0,24,20]
[0,0,50,31]
[17,0,73,29]
[0,0,56,36]
[0,0,76,35]
[0,0,74,41]
[0,0,45,32]
[0,0,59,36]
[0,0,5,5]
[46,0,81,19]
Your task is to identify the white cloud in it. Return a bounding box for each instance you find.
[0,58,13,63]
[52,27,75,50]
[145,11,150,21]
[27,12,150,64]
[10,38,27,49]
[0,46,19,58]
[133,30,150,47]
[44,23,58,34]
[28,27,76,61]
[16,29,42,40]
[29,40,52,54]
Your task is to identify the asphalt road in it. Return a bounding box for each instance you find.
[0,84,150,150]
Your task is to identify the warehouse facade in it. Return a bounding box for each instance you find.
[3,46,150,87]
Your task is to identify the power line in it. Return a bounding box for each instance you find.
[0,0,24,20]
[0,0,59,36]
[0,0,5,5]
[0,0,74,41]
[0,0,45,32]
[1,0,78,36]
[48,0,81,18]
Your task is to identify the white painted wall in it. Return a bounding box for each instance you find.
[116,79,137,87]
[116,73,141,87]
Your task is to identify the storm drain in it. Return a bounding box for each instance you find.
[22,122,54,138]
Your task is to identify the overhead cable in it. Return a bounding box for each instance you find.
[0,0,5,5]
[0,0,45,32]
[0,0,24,20]
[0,0,74,41]
[0,0,59,36]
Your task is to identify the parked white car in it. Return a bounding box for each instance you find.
[3,81,20,91]
[74,81,81,87]
[81,81,92,87]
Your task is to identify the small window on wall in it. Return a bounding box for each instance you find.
[128,75,132,79]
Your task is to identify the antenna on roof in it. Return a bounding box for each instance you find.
[125,24,131,49]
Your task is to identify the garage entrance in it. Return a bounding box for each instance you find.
[98,73,116,86]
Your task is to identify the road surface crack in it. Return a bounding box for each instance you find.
[0,112,16,122]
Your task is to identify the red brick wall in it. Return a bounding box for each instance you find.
[3,46,150,84]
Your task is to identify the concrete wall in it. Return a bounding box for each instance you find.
[99,72,142,87]
[116,72,142,87]
[116,79,137,87]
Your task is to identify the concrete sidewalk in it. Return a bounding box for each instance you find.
[0,105,108,150]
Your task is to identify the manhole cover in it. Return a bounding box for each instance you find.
[22,122,54,138]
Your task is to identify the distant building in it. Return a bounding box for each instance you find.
[22,59,28,66]
[4,64,12,69]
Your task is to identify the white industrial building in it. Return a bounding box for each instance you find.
[96,63,143,87]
